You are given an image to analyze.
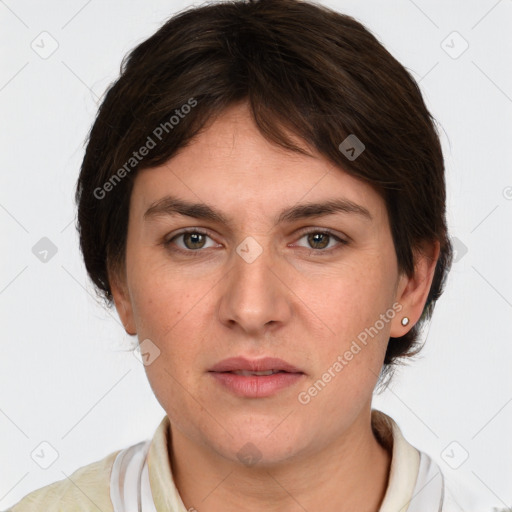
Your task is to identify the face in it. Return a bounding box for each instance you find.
[112,102,436,466]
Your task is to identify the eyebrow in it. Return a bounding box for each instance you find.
[143,195,373,225]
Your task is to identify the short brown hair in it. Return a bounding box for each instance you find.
[76,0,452,383]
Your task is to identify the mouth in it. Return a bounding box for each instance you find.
[221,369,290,376]
[208,357,305,398]
[208,356,304,374]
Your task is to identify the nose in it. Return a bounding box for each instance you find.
[217,238,293,336]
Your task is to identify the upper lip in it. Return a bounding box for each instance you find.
[209,357,304,373]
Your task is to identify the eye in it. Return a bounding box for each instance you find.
[165,229,219,253]
[163,228,348,256]
[294,229,348,253]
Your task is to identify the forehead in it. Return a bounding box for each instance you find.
[130,103,386,224]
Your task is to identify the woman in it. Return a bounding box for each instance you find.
[10,0,472,510]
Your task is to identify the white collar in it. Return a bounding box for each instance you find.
[372,410,444,511]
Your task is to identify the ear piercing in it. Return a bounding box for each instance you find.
[401,317,410,326]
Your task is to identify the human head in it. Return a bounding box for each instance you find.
[76,0,452,386]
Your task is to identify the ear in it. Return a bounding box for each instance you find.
[390,240,440,337]
[109,266,137,336]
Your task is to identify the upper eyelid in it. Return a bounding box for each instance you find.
[168,226,345,238]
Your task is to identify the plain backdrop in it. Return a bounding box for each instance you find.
[1,0,511,509]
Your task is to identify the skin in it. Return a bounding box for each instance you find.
[111,101,439,512]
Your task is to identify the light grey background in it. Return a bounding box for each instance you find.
[1,0,511,509]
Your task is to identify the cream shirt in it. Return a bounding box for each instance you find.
[8,410,470,511]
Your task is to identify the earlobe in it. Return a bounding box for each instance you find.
[109,270,137,336]
[118,301,137,336]
[390,240,440,337]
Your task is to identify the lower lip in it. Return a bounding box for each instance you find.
[209,371,304,398]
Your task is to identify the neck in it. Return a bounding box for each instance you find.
[169,408,392,512]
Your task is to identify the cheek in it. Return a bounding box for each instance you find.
[299,255,396,394]
[127,268,215,372]
[128,276,205,411]
[127,255,194,335]
[307,257,396,338]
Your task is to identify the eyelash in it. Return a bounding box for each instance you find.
[163,228,349,256]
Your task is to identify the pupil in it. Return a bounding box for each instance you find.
[309,233,328,249]
[185,233,205,249]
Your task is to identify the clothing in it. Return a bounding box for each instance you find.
[8,410,469,511]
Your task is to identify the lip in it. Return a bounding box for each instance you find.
[209,356,303,373]
[208,357,305,398]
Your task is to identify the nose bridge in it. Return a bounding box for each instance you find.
[218,235,291,332]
